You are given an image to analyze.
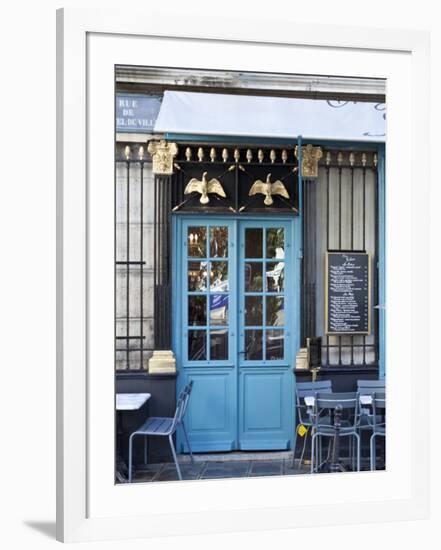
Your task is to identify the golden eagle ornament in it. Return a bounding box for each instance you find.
[184,172,226,204]
[249,173,290,206]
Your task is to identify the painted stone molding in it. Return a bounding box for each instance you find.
[147,140,178,175]
[148,350,176,374]
[295,144,323,178]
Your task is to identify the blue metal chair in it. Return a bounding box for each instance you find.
[357,379,386,454]
[128,381,194,482]
[310,392,361,473]
[292,380,333,468]
[369,392,386,470]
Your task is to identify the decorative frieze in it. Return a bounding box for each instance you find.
[295,144,323,178]
[147,139,178,175]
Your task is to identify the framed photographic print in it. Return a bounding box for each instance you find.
[56,7,430,543]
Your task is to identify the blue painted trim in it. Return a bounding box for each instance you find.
[297,136,303,258]
[165,133,298,146]
[164,133,384,148]
[378,145,386,379]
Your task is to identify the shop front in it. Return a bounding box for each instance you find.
[115,68,385,467]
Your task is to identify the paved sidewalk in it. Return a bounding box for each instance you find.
[130,458,310,482]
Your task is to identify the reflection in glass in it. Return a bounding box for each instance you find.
[209,295,228,325]
[210,261,229,291]
[188,226,207,257]
[210,226,228,258]
[245,228,263,258]
[244,262,263,291]
[266,296,284,326]
[188,330,206,361]
[188,295,206,326]
[245,296,263,326]
[245,330,263,360]
[266,329,284,360]
[266,262,285,292]
[210,330,228,360]
[266,228,285,259]
[188,261,208,291]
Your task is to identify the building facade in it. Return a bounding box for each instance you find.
[115,66,385,460]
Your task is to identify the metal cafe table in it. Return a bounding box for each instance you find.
[304,393,369,472]
[116,393,151,482]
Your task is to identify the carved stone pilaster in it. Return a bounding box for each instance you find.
[147,139,178,175]
[295,144,323,178]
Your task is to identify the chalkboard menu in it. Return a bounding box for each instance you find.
[325,251,371,334]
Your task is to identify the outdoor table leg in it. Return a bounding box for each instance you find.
[329,404,345,473]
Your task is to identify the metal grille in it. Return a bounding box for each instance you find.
[115,144,155,370]
[314,149,379,368]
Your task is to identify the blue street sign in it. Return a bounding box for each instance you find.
[116,94,162,133]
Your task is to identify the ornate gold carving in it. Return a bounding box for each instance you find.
[138,146,144,160]
[257,149,264,163]
[185,147,192,161]
[124,145,131,160]
[349,152,355,167]
[184,172,226,204]
[246,149,253,163]
[147,140,178,175]
[281,149,288,164]
[210,147,217,162]
[197,147,204,162]
[222,148,228,162]
[249,173,290,206]
[234,148,240,162]
[295,144,323,178]
[270,149,276,163]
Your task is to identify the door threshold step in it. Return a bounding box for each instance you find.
[179,450,293,463]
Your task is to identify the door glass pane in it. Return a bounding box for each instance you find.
[266,228,285,259]
[245,228,263,258]
[266,330,284,360]
[188,261,208,291]
[245,330,263,360]
[209,295,228,325]
[210,329,228,360]
[210,226,228,258]
[210,261,229,291]
[188,330,206,361]
[245,296,263,326]
[188,226,207,257]
[188,295,206,326]
[244,262,263,291]
[266,262,285,292]
[266,296,284,326]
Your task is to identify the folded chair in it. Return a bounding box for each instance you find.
[369,391,386,470]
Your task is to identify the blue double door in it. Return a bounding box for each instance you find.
[174,217,298,452]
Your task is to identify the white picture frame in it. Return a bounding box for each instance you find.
[56,7,430,543]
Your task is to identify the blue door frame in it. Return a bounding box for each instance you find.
[173,215,300,453]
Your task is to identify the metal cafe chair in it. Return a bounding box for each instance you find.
[357,379,386,445]
[292,380,333,468]
[128,381,194,482]
[310,392,361,473]
[369,392,386,470]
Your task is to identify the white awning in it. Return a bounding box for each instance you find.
[154,91,385,142]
